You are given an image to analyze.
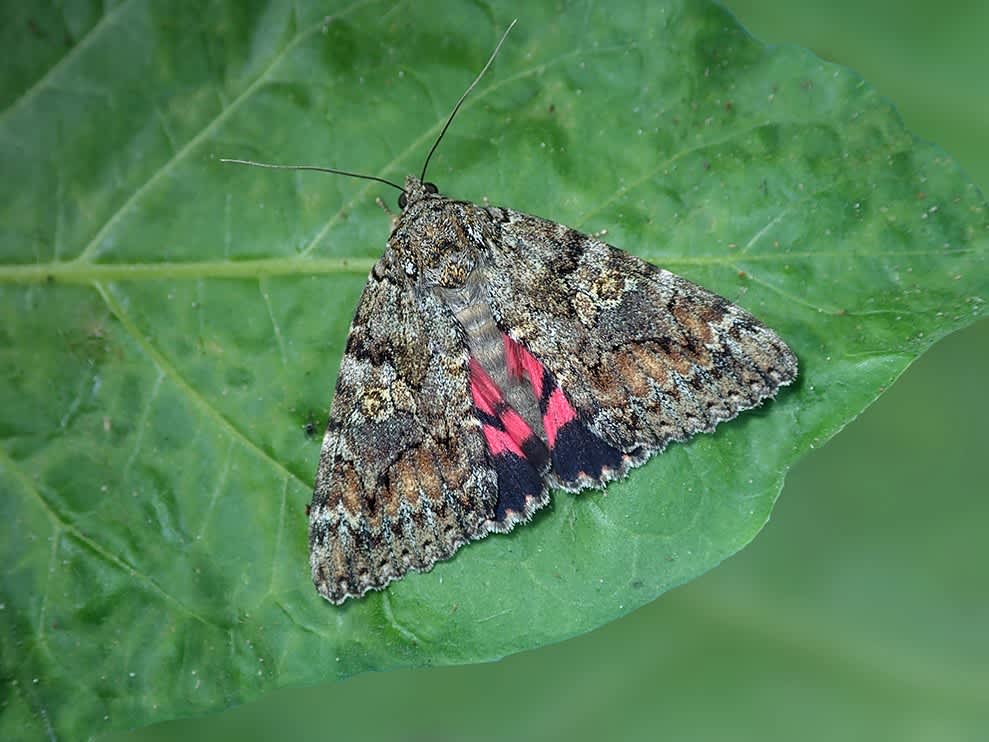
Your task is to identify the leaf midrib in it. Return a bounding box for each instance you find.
[0,247,977,285]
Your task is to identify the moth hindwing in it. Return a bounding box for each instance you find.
[307,177,798,604]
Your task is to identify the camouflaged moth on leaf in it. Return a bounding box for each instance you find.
[225,23,797,605]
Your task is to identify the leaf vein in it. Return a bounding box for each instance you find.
[94,282,309,493]
[70,0,379,264]
[0,445,211,626]
[380,592,423,645]
[0,0,138,125]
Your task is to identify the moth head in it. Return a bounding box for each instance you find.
[398,179,438,210]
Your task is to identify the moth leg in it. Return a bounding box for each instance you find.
[375,196,400,228]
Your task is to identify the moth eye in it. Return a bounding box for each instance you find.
[397,192,408,209]
[424,182,439,194]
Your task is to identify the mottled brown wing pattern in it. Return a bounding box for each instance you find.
[308,177,797,605]
[483,207,798,475]
[308,253,501,604]
[236,20,799,606]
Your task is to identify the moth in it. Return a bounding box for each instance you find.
[225,23,797,605]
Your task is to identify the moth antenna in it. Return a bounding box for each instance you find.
[419,18,518,183]
[218,158,407,195]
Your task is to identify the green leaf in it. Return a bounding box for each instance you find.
[1,0,985,738]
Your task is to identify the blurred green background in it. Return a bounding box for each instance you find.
[114,1,988,740]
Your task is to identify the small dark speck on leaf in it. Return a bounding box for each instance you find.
[303,413,321,439]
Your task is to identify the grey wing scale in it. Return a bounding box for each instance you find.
[308,186,797,605]
[308,253,499,604]
[483,207,798,457]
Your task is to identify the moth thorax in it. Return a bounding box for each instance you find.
[427,247,476,289]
